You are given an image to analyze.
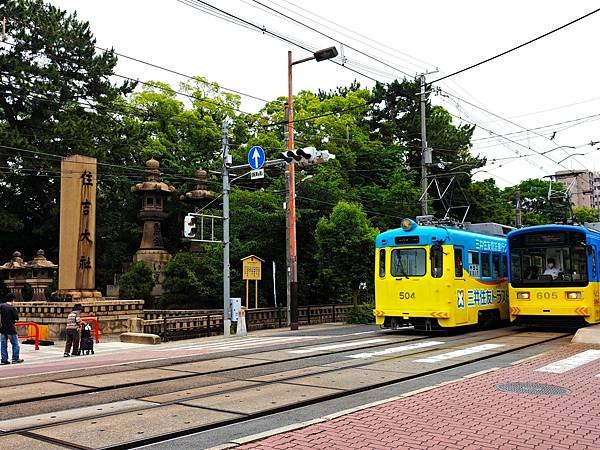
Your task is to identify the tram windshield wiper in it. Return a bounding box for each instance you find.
[397,262,410,279]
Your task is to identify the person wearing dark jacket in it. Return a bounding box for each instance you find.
[1,293,23,365]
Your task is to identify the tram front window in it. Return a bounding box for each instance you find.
[391,248,426,277]
[510,246,588,286]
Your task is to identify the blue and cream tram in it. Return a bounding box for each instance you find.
[374,218,511,330]
[507,224,600,326]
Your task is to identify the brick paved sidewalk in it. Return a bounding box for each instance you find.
[239,344,600,450]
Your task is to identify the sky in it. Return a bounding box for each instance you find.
[47,0,600,188]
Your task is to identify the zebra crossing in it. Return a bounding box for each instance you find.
[535,349,600,374]
[155,335,320,354]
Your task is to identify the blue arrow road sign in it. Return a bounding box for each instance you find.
[248,146,266,170]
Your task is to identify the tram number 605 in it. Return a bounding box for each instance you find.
[399,292,415,300]
[536,292,558,300]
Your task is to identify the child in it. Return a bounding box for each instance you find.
[79,322,95,355]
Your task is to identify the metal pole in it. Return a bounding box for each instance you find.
[222,120,232,336]
[287,50,299,331]
[515,190,522,228]
[420,74,428,215]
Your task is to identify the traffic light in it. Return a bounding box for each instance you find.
[183,214,197,238]
[280,147,336,167]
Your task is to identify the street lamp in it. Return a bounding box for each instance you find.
[287,46,338,331]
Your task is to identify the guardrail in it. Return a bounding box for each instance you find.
[141,304,353,340]
[16,321,40,350]
[81,317,100,344]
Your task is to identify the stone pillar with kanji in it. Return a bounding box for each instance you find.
[56,155,101,300]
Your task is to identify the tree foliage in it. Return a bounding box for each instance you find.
[315,201,378,302]
[1,0,588,309]
[118,262,154,305]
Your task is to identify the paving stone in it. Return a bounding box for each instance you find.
[30,404,241,448]
[58,368,192,388]
[0,399,157,432]
[166,357,272,373]
[0,381,90,404]
[142,380,260,403]
[0,434,67,449]
[182,382,341,414]
[281,367,402,390]
[246,365,334,382]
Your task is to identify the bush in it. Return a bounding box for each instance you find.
[345,303,375,324]
[119,261,154,304]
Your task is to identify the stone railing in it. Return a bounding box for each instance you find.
[140,304,353,339]
[14,300,144,340]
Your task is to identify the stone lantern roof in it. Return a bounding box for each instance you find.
[131,158,175,194]
[0,251,26,270]
[28,249,58,270]
[180,168,216,204]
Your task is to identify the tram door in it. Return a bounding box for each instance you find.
[594,246,600,322]
[454,246,468,324]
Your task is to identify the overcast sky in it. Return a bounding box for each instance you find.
[48,0,600,188]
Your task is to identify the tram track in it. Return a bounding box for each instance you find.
[0,329,572,450]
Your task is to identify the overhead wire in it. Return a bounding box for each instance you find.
[431,7,600,84]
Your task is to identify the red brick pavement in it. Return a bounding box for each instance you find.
[239,344,600,450]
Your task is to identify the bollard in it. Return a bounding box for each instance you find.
[236,307,247,336]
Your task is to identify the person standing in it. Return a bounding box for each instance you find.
[64,304,83,357]
[1,293,24,365]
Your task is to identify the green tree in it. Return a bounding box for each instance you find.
[118,262,154,304]
[161,250,226,309]
[0,0,135,269]
[573,206,599,223]
[467,179,514,225]
[504,179,570,225]
[315,201,378,302]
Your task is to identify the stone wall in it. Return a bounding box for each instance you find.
[14,300,144,340]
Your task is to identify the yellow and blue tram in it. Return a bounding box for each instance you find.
[508,224,600,326]
[374,218,510,331]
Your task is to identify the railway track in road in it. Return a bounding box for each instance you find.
[0,328,572,450]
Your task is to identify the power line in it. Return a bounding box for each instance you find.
[432,7,600,84]
[248,0,415,78]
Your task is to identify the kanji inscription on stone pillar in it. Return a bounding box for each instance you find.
[58,155,100,297]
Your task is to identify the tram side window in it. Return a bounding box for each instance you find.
[501,255,508,278]
[481,252,491,277]
[379,249,386,278]
[468,251,480,277]
[454,248,464,278]
[431,245,443,278]
[492,253,500,278]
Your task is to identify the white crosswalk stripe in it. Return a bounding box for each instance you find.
[346,340,445,359]
[156,335,318,352]
[414,344,505,363]
[536,349,600,374]
[288,338,390,354]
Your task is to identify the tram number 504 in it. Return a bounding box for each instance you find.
[536,292,558,300]
[399,292,415,300]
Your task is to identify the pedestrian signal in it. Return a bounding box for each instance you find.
[183,214,197,238]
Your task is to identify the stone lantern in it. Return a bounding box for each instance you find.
[181,168,216,252]
[131,158,175,296]
[26,250,58,301]
[0,251,28,300]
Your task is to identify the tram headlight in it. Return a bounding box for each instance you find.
[516,292,530,300]
[566,291,582,299]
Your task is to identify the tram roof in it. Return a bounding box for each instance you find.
[508,224,600,239]
[375,224,507,249]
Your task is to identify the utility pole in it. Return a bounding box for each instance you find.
[221,120,231,336]
[420,73,428,215]
[283,103,291,326]
[515,190,522,228]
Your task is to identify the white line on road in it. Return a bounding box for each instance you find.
[536,349,600,374]
[346,340,445,359]
[288,338,390,354]
[414,344,505,363]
